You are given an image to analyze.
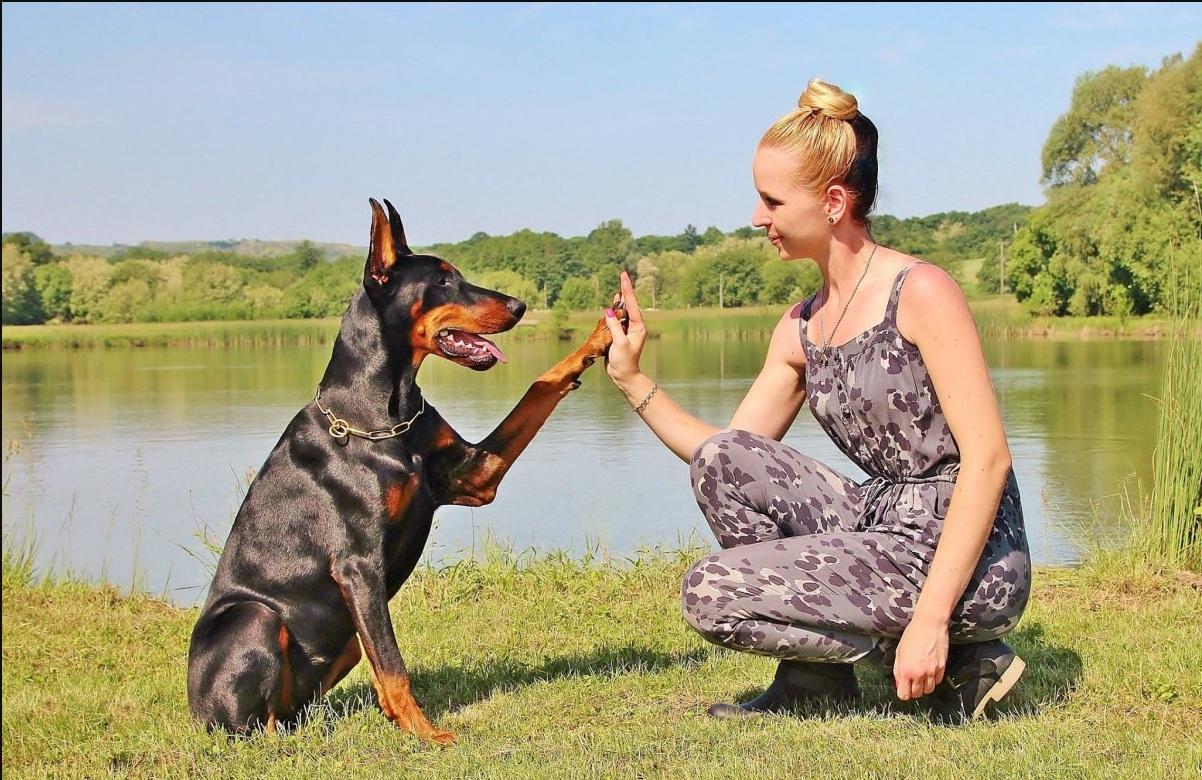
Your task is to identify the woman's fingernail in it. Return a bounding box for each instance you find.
[606,308,615,318]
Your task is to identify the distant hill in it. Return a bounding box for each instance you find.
[50,239,367,259]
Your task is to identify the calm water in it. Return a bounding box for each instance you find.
[1,327,1165,604]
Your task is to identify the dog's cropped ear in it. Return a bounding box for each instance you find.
[383,199,411,257]
[367,197,406,284]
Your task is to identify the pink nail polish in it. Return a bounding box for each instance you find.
[606,308,615,317]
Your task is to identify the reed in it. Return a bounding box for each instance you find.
[1128,247,1202,571]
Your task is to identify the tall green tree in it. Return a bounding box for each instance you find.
[2,232,55,266]
[293,240,323,272]
[182,262,243,304]
[558,277,603,310]
[576,220,635,276]
[65,256,113,322]
[472,269,540,304]
[2,244,45,324]
[33,263,73,321]
[1042,65,1148,188]
[1007,46,1201,316]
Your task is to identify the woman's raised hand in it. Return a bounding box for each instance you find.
[604,270,647,387]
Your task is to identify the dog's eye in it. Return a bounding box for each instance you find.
[439,276,454,287]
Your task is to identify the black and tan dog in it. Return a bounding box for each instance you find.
[187,199,621,743]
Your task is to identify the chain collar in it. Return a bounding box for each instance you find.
[313,387,425,442]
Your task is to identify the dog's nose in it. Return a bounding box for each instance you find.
[507,298,526,318]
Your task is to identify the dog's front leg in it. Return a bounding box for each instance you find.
[330,556,455,745]
[444,310,623,506]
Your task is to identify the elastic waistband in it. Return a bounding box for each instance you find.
[863,463,960,486]
[860,465,960,507]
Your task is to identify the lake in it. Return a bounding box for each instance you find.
[1,326,1165,604]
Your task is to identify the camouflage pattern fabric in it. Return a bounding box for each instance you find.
[682,265,1030,663]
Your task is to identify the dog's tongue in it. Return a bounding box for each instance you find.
[458,331,506,363]
[482,338,507,364]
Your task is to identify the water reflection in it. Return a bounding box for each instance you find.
[2,329,1163,603]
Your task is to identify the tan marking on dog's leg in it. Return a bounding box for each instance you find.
[276,624,295,714]
[367,670,456,745]
[320,636,363,695]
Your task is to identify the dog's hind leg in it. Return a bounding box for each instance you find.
[187,601,296,735]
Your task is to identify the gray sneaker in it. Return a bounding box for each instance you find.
[928,640,1026,723]
[707,660,859,719]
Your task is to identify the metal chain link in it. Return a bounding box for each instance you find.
[314,387,425,442]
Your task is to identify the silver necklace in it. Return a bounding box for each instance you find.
[817,241,878,366]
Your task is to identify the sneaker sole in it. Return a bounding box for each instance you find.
[971,655,1025,720]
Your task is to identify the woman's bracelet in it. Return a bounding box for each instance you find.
[632,382,661,414]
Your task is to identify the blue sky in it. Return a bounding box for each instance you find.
[3,3,1199,246]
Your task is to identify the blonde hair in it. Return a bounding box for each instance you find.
[760,78,879,224]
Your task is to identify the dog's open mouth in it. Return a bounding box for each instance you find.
[435,329,507,368]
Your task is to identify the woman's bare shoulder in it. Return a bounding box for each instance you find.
[902,260,966,303]
[896,259,974,343]
[769,301,809,368]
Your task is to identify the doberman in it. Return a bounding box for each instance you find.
[187,198,623,744]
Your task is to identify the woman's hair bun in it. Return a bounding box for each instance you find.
[797,78,860,121]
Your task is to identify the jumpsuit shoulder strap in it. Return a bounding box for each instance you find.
[885,262,922,325]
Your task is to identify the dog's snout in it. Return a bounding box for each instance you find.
[507,298,526,318]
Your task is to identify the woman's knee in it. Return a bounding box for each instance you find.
[690,429,735,482]
[951,559,1031,642]
[680,553,743,645]
[689,428,779,502]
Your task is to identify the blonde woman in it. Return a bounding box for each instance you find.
[603,79,1030,722]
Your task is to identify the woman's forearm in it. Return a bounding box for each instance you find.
[912,453,1013,628]
[615,373,719,462]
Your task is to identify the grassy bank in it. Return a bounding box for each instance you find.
[0,318,345,350]
[3,551,1200,779]
[1,298,1186,350]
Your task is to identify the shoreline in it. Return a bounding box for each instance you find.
[3,304,1191,351]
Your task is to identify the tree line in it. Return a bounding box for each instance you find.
[1,204,1028,326]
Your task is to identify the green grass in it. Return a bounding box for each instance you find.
[3,550,1200,779]
[965,296,1186,339]
[1,318,345,350]
[1140,317,1202,570]
[4,299,1187,351]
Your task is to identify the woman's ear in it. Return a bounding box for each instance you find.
[824,183,850,224]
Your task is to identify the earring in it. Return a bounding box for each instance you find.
[827,216,836,224]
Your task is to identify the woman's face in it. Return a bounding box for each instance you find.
[751,145,829,261]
